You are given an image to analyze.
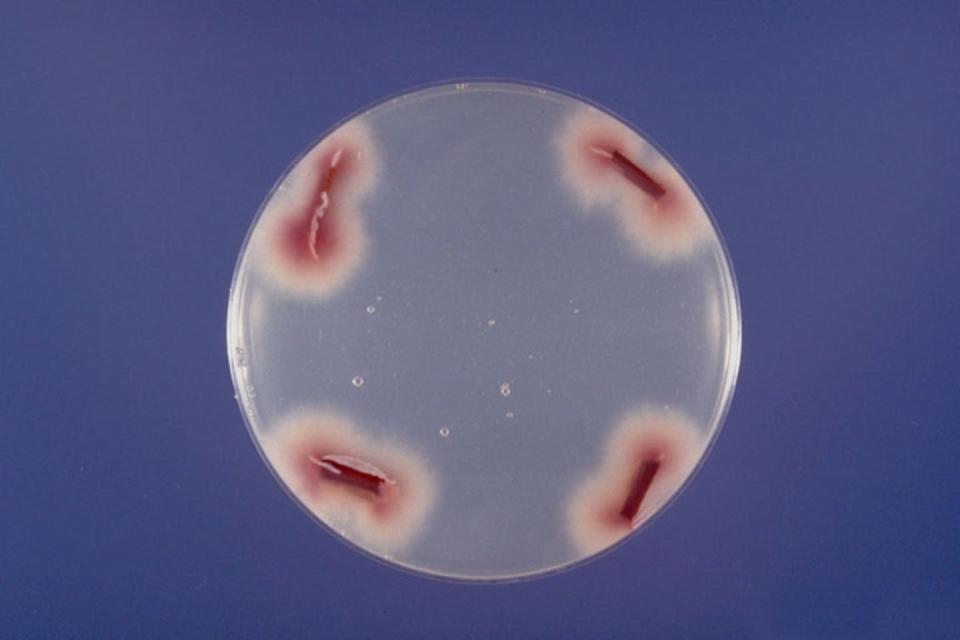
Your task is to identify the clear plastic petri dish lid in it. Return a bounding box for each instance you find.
[226,80,742,582]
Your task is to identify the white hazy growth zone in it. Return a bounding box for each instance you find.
[227,82,741,581]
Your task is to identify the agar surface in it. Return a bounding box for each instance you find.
[261,409,434,552]
[254,121,380,298]
[555,108,710,261]
[566,407,707,555]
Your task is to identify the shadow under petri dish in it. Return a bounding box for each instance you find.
[226,81,742,581]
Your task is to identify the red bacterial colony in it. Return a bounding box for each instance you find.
[619,456,662,521]
[566,407,707,555]
[555,108,710,261]
[311,454,395,495]
[260,409,434,552]
[255,121,380,298]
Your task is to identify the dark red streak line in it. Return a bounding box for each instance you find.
[619,458,662,521]
[315,454,389,495]
[610,151,667,200]
[305,152,342,259]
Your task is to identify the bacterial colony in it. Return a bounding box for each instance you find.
[227,82,741,580]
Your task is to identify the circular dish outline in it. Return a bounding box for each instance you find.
[226,78,742,583]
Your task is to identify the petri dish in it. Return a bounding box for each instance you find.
[226,80,741,581]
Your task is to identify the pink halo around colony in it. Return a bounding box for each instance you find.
[566,406,707,555]
[260,408,435,553]
[555,108,711,261]
[253,121,381,298]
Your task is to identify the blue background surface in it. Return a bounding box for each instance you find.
[2,2,958,637]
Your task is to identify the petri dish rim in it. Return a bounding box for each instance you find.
[225,77,743,583]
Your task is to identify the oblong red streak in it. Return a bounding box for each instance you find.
[303,155,342,259]
[310,453,393,495]
[279,147,356,266]
[609,150,666,200]
[619,457,662,521]
[306,158,341,258]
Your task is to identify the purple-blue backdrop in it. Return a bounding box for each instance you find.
[2,2,958,637]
